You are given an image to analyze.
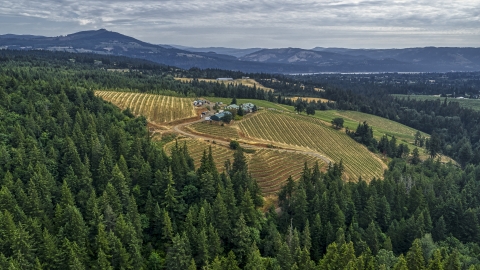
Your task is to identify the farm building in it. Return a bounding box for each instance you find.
[241,103,256,113]
[210,111,232,121]
[216,78,234,81]
[226,104,240,110]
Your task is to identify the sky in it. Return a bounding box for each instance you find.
[0,0,479,49]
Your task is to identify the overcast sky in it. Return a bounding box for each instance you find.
[1,0,479,49]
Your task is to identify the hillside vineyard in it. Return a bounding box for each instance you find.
[95,91,197,123]
[239,111,385,181]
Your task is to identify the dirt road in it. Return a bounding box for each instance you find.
[171,118,333,165]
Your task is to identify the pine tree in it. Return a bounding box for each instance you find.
[147,251,164,270]
[365,222,380,255]
[231,148,247,175]
[318,242,339,269]
[223,251,241,270]
[41,229,58,270]
[165,233,193,270]
[311,214,323,261]
[276,242,293,270]
[301,220,312,252]
[194,228,209,267]
[110,164,130,211]
[393,255,408,270]
[232,214,251,266]
[97,248,113,270]
[240,189,258,228]
[207,224,223,259]
[212,192,229,239]
[162,209,174,248]
[406,239,425,270]
[427,249,443,270]
[444,249,460,270]
[244,243,264,270]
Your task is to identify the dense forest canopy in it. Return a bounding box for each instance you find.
[1,50,480,269]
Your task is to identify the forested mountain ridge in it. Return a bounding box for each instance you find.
[1,50,480,268]
[2,29,480,72]
[0,29,304,73]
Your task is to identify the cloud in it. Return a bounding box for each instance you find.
[0,0,479,48]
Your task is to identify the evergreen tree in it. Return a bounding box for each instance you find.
[393,255,408,270]
[444,249,461,270]
[406,239,425,270]
[165,233,192,270]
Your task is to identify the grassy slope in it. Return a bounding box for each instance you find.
[205,97,291,111]
[313,110,428,142]
[393,94,480,111]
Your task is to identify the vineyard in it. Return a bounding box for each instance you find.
[163,139,326,195]
[248,149,326,196]
[238,111,386,181]
[95,91,197,124]
[164,139,234,173]
[291,97,333,103]
[314,110,429,144]
[175,78,273,91]
[188,122,240,139]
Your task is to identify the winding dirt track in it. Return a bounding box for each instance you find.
[171,118,333,165]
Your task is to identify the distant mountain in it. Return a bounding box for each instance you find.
[312,47,480,71]
[0,29,305,73]
[167,45,262,58]
[0,34,45,39]
[1,29,480,73]
[241,47,369,65]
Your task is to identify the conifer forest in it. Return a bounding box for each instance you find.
[0,50,480,269]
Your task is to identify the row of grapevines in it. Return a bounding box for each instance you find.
[95,91,196,123]
[238,111,385,181]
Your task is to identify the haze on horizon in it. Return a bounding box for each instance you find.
[0,0,479,49]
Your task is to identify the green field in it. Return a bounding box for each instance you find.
[205,97,293,111]
[312,110,429,144]
[393,94,480,111]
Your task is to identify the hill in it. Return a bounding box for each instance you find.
[0,29,308,73]
[237,111,386,181]
[163,138,326,196]
[166,45,262,57]
[2,29,480,72]
[313,47,480,71]
[95,90,387,182]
